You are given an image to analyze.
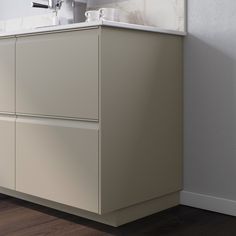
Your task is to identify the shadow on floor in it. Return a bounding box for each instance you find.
[1,193,236,235]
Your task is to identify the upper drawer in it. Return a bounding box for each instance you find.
[16,29,99,120]
[0,39,15,113]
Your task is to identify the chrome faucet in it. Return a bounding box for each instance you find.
[31,0,63,12]
[31,0,87,25]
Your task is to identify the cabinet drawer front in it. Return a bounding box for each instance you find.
[16,30,99,120]
[0,39,15,113]
[0,116,15,190]
[16,117,99,213]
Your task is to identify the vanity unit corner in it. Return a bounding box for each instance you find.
[0,26,183,226]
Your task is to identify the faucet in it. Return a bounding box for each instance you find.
[31,0,87,25]
[31,0,63,12]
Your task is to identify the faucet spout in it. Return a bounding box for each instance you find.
[31,2,49,8]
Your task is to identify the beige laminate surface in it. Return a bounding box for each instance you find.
[99,27,183,214]
[0,116,15,190]
[0,39,15,113]
[16,29,99,120]
[16,117,99,213]
[0,26,183,224]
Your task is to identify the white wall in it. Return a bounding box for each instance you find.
[0,0,185,31]
[0,0,48,19]
[182,0,236,215]
[88,0,185,31]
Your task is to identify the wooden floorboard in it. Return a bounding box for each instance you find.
[0,194,236,235]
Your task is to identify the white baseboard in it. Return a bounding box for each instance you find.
[180,191,236,216]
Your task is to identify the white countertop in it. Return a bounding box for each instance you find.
[0,20,186,38]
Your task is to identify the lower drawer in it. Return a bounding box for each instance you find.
[0,116,15,190]
[16,117,99,213]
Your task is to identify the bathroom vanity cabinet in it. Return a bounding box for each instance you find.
[0,26,183,226]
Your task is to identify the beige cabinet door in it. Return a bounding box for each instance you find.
[16,117,99,213]
[16,29,99,120]
[0,116,15,190]
[0,39,15,113]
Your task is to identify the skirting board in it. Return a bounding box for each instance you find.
[0,187,180,227]
[181,191,236,216]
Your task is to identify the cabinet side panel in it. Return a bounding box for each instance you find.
[100,28,183,213]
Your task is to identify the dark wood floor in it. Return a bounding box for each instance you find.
[0,194,236,236]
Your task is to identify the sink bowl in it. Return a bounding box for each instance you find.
[0,13,59,33]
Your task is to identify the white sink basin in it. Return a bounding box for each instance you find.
[0,13,59,33]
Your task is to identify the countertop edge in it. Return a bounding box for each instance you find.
[102,20,187,36]
[0,20,186,38]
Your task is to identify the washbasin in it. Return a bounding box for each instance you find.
[0,13,59,33]
[0,0,87,34]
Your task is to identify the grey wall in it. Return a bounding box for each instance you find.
[184,0,236,200]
